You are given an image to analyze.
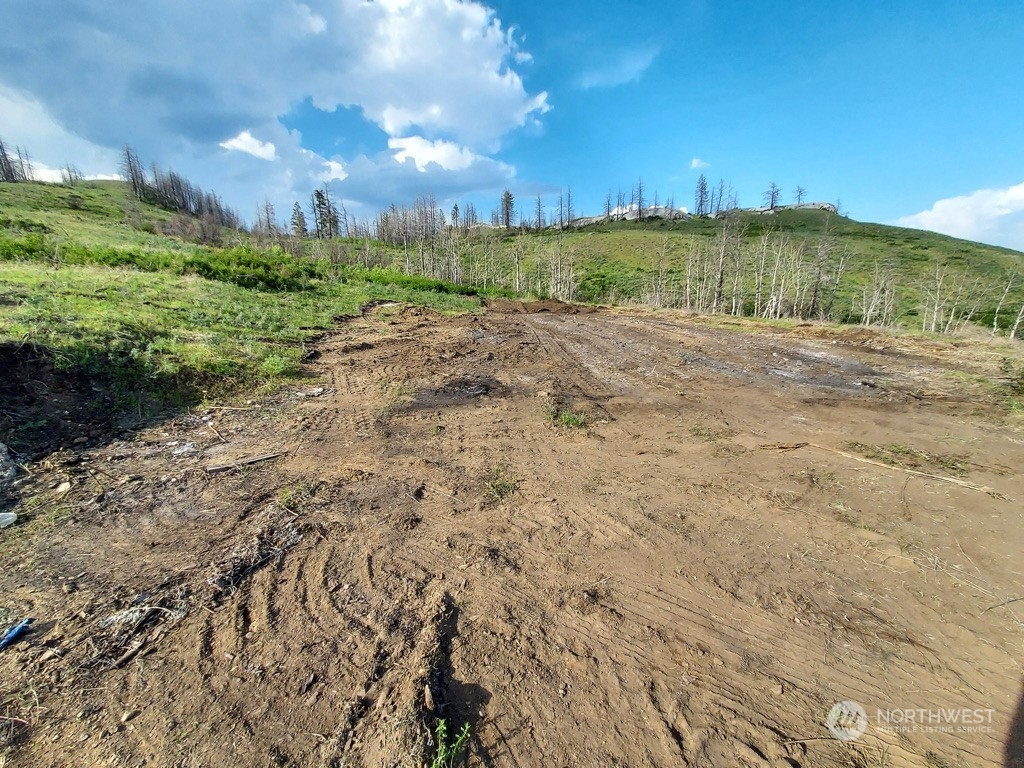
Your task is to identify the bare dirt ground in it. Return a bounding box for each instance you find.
[2,303,1023,768]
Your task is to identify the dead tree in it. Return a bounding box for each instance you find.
[860,263,897,327]
[763,182,781,210]
[634,177,646,221]
[1011,302,1024,340]
[694,174,709,217]
[993,274,1017,334]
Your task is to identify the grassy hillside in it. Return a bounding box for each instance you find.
[0,181,486,454]
[522,209,1024,324]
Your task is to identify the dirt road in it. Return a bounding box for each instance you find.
[3,304,1023,767]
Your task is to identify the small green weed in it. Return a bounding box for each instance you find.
[277,482,313,512]
[556,410,586,428]
[429,719,471,768]
[543,399,587,430]
[484,465,518,504]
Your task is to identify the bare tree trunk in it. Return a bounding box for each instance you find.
[753,229,771,318]
[1011,302,1024,340]
[685,239,695,311]
[993,274,1016,334]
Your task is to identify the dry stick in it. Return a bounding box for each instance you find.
[984,597,1024,613]
[208,424,228,443]
[205,452,286,475]
[109,638,146,670]
[761,442,1011,500]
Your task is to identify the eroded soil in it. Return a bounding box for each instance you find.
[2,305,1023,767]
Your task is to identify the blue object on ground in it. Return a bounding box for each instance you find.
[0,618,34,651]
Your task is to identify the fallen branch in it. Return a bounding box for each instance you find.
[205,452,286,475]
[109,638,146,669]
[984,597,1024,613]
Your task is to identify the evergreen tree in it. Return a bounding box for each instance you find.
[500,188,515,230]
[290,202,308,238]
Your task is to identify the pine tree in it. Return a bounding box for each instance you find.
[500,188,515,230]
[290,202,308,238]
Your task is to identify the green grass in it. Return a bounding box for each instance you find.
[0,179,182,251]
[542,399,588,430]
[556,410,587,429]
[0,262,478,403]
[0,182,482,448]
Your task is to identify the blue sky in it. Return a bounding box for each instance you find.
[1,0,1022,249]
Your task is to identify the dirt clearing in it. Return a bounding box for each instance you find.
[2,305,1023,767]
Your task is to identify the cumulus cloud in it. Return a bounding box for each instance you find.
[896,181,1024,252]
[0,84,121,177]
[577,46,659,89]
[388,137,480,173]
[220,131,277,161]
[690,157,710,170]
[0,0,546,215]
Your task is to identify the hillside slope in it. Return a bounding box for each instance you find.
[0,181,483,457]
[542,209,1024,323]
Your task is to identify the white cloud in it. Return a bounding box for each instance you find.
[320,143,515,213]
[220,131,277,161]
[388,136,478,172]
[295,4,327,34]
[577,47,659,89]
[0,0,543,215]
[896,181,1024,252]
[690,157,710,170]
[320,159,347,183]
[0,84,120,178]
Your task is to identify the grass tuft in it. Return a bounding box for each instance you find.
[543,400,588,430]
[483,465,518,504]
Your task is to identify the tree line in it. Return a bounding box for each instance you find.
[266,180,1023,337]
[120,145,242,230]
